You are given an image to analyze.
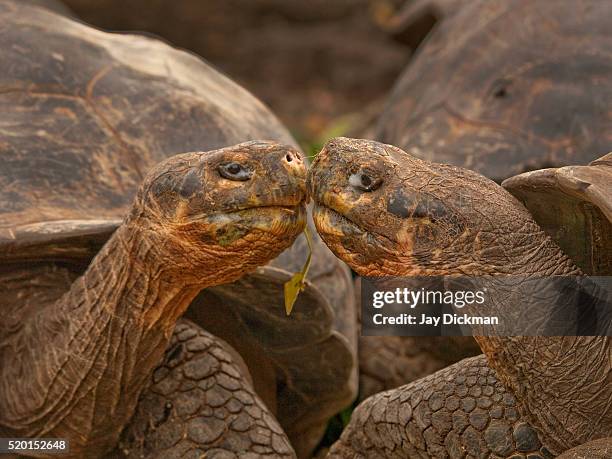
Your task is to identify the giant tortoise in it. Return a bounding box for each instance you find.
[0,3,357,458]
[358,0,612,400]
[308,137,611,457]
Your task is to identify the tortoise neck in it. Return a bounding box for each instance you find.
[510,229,581,276]
[468,216,582,276]
[91,220,202,331]
[476,232,610,453]
[0,220,204,456]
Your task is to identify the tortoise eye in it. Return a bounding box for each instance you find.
[349,171,382,192]
[218,162,252,181]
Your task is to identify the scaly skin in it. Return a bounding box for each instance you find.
[307,138,610,457]
[0,142,306,457]
[116,320,295,458]
[329,355,552,458]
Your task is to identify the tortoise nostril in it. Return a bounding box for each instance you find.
[286,151,304,163]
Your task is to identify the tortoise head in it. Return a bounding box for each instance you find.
[308,137,548,277]
[130,141,307,282]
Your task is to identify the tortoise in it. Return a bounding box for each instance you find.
[307,137,611,457]
[358,0,612,399]
[0,3,357,458]
[373,0,612,183]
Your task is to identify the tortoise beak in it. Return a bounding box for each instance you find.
[305,171,314,204]
[306,147,326,204]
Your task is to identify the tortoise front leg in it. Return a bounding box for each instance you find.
[115,319,296,459]
[327,355,553,459]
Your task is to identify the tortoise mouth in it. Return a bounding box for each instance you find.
[188,202,306,223]
[228,204,303,216]
[184,203,307,246]
[185,203,306,250]
[312,203,365,236]
[313,203,400,248]
[239,204,307,228]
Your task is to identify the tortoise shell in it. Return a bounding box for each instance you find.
[503,152,612,276]
[374,0,612,182]
[0,3,356,457]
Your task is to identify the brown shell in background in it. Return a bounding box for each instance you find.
[353,277,481,402]
[374,0,612,182]
[57,0,413,141]
[0,2,356,457]
[503,152,612,276]
[358,335,481,400]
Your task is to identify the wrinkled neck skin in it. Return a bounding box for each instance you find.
[473,233,611,454]
[0,219,222,457]
[438,229,608,454]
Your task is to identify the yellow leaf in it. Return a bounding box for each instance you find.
[284,226,313,315]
